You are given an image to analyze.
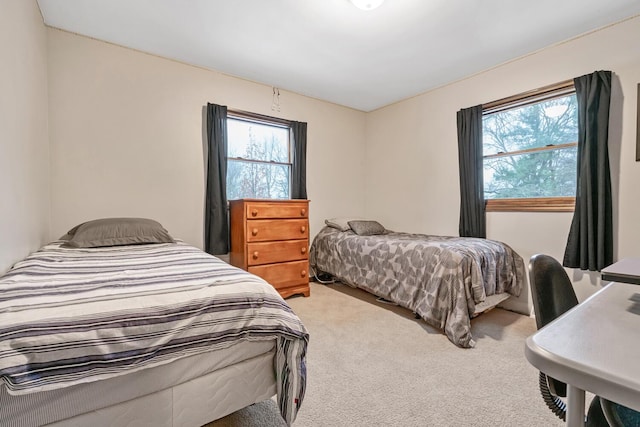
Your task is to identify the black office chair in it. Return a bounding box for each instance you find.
[529,254,640,427]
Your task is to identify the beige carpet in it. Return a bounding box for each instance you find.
[207,282,565,427]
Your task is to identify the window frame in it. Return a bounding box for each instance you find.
[226,110,293,200]
[482,79,577,213]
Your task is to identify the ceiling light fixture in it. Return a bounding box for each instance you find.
[350,0,384,11]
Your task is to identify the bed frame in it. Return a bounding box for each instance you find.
[2,340,277,427]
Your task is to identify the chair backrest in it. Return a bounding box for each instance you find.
[528,254,579,330]
[528,254,580,400]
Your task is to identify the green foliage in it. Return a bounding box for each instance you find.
[482,95,578,199]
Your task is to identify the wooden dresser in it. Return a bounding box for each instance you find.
[229,199,310,299]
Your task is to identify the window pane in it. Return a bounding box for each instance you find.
[227,160,290,200]
[483,95,578,156]
[482,90,578,203]
[483,147,577,199]
[227,118,289,162]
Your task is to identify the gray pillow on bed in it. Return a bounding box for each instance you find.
[325,217,361,232]
[64,218,175,248]
[347,220,386,236]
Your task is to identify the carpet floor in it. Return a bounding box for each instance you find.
[207,281,566,427]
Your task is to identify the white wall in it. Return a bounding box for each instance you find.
[366,16,640,314]
[0,0,50,273]
[7,4,637,316]
[47,29,367,248]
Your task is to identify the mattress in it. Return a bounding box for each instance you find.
[1,340,275,427]
[47,349,278,427]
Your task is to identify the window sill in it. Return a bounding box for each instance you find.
[486,197,575,212]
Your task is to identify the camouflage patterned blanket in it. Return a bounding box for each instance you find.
[309,227,524,348]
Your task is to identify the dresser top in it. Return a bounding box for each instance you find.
[229,198,309,203]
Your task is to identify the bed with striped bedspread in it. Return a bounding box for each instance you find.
[0,241,308,425]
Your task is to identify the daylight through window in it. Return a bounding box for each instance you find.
[482,81,578,212]
[226,112,291,200]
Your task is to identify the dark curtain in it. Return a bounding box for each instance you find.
[204,103,229,255]
[290,121,308,199]
[457,105,486,238]
[563,71,613,271]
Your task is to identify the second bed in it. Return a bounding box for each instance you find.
[310,223,525,348]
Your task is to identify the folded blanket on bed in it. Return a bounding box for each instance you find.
[0,241,308,424]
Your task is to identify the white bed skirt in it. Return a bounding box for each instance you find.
[1,340,277,427]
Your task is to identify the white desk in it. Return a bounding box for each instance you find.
[525,282,640,427]
[601,258,640,284]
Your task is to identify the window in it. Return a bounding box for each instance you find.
[226,112,291,200]
[482,81,578,212]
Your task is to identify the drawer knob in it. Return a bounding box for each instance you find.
[301,208,306,216]
[252,251,259,259]
[301,270,307,277]
[300,226,306,233]
[252,228,258,236]
[301,247,307,254]
[251,209,258,217]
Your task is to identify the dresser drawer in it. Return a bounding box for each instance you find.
[247,240,308,266]
[249,260,309,290]
[246,202,308,219]
[246,219,308,242]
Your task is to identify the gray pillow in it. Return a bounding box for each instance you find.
[347,220,386,236]
[325,217,362,232]
[64,218,175,248]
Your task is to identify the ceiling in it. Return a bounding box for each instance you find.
[37,0,640,112]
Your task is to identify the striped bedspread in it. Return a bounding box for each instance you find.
[0,241,308,425]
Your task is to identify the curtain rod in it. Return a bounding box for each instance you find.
[228,109,292,127]
[482,78,575,114]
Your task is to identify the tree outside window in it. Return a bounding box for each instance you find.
[226,117,291,200]
[482,89,578,211]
